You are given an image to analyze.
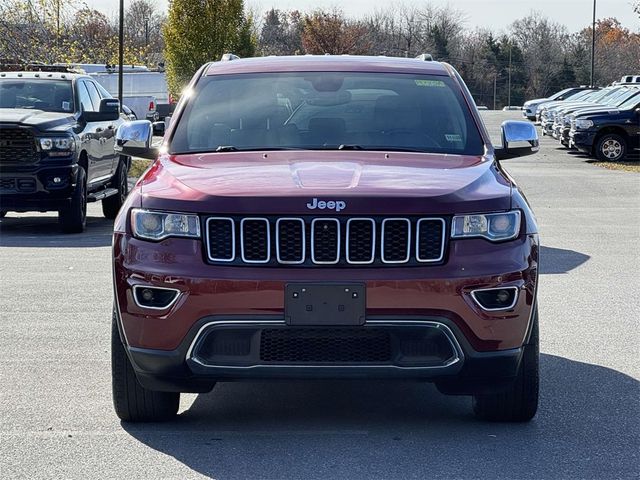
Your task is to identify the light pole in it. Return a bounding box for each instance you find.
[118,0,124,108]
[507,43,512,108]
[590,0,597,87]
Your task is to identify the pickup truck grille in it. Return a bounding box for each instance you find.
[0,128,39,164]
[204,216,446,267]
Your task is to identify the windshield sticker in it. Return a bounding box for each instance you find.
[415,79,445,87]
[445,134,462,142]
[62,101,71,111]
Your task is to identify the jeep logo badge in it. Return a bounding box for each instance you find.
[306,198,346,212]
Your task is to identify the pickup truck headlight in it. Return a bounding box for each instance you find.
[451,211,521,241]
[38,136,76,157]
[574,119,594,130]
[131,209,201,241]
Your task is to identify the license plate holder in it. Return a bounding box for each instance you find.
[285,283,366,326]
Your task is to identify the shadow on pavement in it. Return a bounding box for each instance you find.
[540,245,590,274]
[0,214,113,247]
[122,354,639,479]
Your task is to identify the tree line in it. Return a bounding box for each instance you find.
[0,0,638,108]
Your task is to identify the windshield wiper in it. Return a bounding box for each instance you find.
[338,144,363,150]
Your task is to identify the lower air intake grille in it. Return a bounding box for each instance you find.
[260,328,391,363]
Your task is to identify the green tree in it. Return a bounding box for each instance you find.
[163,0,255,97]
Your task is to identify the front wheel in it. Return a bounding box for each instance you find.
[111,308,179,422]
[473,309,539,422]
[102,158,129,219]
[58,166,87,233]
[595,133,627,162]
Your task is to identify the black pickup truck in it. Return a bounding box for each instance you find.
[0,70,129,232]
[568,95,640,162]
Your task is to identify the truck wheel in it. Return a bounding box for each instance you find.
[473,308,539,422]
[111,308,179,422]
[59,166,87,233]
[102,158,129,219]
[595,133,627,162]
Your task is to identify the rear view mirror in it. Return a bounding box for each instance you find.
[152,121,165,136]
[115,120,158,160]
[83,98,120,122]
[495,120,539,160]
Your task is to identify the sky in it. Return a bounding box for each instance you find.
[87,0,638,34]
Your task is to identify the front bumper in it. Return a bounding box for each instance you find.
[569,129,597,153]
[113,231,539,391]
[121,313,525,395]
[0,163,79,212]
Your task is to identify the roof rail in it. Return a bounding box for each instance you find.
[415,53,434,61]
[220,53,240,62]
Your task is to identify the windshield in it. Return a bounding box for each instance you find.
[0,79,74,113]
[549,88,575,100]
[170,72,484,155]
[617,92,640,110]
[608,89,637,106]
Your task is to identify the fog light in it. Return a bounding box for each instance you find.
[141,288,154,302]
[133,285,180,310]
[53,177,62,184]
[471,287,518,311]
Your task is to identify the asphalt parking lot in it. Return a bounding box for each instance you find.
[0,111,638,479]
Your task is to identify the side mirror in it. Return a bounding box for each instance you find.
[83,98,120,122]
[495,120,539,160]
[152,121,165,136]
[115,120,158,160]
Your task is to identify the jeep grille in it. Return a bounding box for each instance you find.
[204,216,446,267]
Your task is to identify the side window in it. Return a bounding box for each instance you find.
[85,81,102,111]
[95,82,113,99]
[77,81,94,112]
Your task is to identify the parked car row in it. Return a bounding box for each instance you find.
[523,76,640,162]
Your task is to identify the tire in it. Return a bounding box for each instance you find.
[111,308,179,422]
[473,308,539,422]
[595,133,627,162]
[58,166,87,233]
[102,158,129,219]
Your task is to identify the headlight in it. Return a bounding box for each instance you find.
[131,209,201,241]
[574,119,594,130]
[451,211,521,242]
[38,136,76,156]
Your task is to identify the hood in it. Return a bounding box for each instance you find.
[573,106,621,117]
[524,98,547,106]
[139,151,512,215]
[0,108,76,131]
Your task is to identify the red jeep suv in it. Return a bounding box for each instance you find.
[112,55,540,423]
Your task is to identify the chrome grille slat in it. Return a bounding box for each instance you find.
[346,218,375,264]
[416,218,446,262]
[276,218,305,264]
[241,218,270,263]
[311,218,340,264]
[381,218,411,264]
[204,216,446,266]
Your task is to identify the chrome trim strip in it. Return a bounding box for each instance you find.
[381,218,411,264]
[346,218,376,264]
[415,217,446,263]
[470,286,520,311]
[240,217,271,264]
[205,217,235,262]
[311,218,340,264]
[275,218,305,264]
[185,320,463,370]
[132,285,181,311]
